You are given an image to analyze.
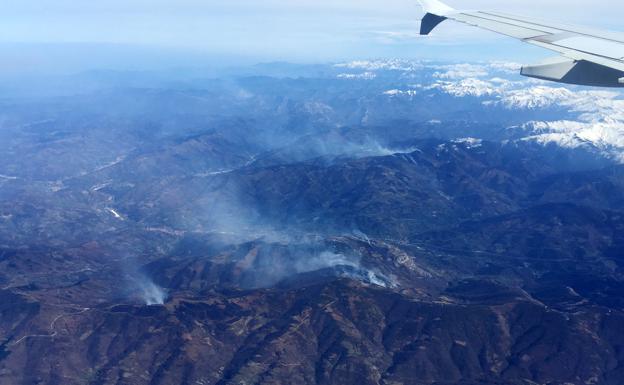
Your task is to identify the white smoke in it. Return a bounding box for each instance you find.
[352,229,373,246]
[136,277,167,306]
[294,251,358,273]
[293,251,394,288]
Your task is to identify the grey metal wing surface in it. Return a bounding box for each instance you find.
[417,0,624,87]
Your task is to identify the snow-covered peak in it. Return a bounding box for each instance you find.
[337,72,377,80]
[426,78,499,97]
[367,59,624,162]
[500,86,575,109]
[334,59,424,72]
[384,89,418,97]
[453,137,483,148]
[432,63,490,79]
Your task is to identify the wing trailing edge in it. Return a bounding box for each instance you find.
[521,57,624,87]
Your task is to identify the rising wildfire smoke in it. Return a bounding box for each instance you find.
[137,277,167,305]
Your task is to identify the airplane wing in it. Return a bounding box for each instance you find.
[417,0,624,87]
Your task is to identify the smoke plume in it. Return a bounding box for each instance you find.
[136,276,167,306]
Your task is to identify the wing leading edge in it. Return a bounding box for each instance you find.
[417,0,624,87]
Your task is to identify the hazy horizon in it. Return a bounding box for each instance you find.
[3,1,624,75]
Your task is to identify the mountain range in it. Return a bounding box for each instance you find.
[0,60,623,385]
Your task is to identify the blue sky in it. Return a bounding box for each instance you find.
[1,0,622,72]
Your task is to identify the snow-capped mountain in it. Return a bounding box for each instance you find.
[334,59,624,162]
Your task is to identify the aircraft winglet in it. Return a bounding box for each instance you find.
[417,0,455,35]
